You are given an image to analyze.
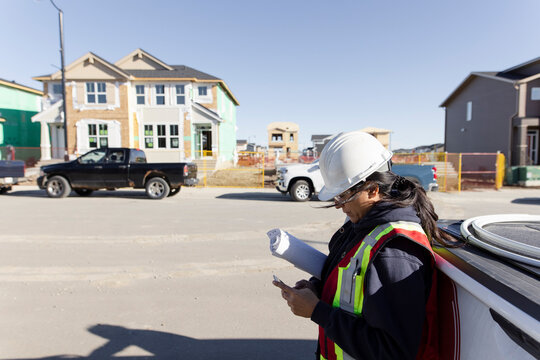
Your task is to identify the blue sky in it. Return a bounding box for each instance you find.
[2,0,540,150]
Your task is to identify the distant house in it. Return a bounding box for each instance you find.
[359,127,391,149]
[267,122,299,159]
[311,134,332,155]
[441,57,540,166]
[236,139,248,152]
[32,49,239,165]
[0,79,42,162]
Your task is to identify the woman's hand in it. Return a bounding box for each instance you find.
[293,279,317,292]
[273,279,320,318]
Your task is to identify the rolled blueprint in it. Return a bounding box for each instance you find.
[267,228,327,279]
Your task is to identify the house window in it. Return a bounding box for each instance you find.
[52,84,62,95]
[466,101,472,121]
[272,133,283,142]
[88,124,108,149]
[170,125,179,148]
[144,125,154,148]
[157,125,167,148]
[531,87,540,100]
[86,82,106,104]
[290,134,294,142]
[176,85,185,105]
[198,86,208,96]
[155,85,165,105]
[144,124,180,149]
[136,85,145,105]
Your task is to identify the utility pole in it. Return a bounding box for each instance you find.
[50,0,69,161]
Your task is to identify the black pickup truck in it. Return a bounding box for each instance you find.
[0,160,25,194]
[37,148,198,199]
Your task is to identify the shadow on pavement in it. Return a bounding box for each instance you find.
[4,190,151,200]
[6,324,316,360]
[511,197,540,205]
[217,192,320,202]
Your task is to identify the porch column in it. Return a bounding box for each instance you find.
[515,123,528,166]
[40,121,52,161]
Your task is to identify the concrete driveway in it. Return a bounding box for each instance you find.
[1,186,539,359]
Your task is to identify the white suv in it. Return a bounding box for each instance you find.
[275,160,324,201]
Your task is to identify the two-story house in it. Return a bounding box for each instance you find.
[267,122,299,160]
[441,57,540,167]
[32,49,239,164]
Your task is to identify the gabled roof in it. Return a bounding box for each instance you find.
[441,56,540,107]
[33,52,130,81]
[33,49,239,105]
[498,56,540,76]
[31,100,63,123]
[0,78,42,95]
[192,102,222,122]
[115,48,173,71]
[440,71,515,107]
[311,134,332,141]
[125,65,219,80]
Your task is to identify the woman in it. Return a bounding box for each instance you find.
[273,131,453,360]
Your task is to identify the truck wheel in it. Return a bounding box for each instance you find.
[0,186,11,195]
[145,177,170,199]
[46,176,71,198]
[74,189,94,197]
[168,187,181,197]
[290,180,312,202]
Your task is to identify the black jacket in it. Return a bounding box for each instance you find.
[310,202,433,360]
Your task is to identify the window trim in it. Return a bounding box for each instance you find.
[155,84,165,105]
[143,123,181,150]
[198,86,208,97]
[86,82,107,104]
[176,84,185,105]
[136,85,145,105]
[88,123,109,149]
[531,87,540,101]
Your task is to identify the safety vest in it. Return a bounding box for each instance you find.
[318,221,437,360]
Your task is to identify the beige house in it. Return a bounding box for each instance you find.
[360,127,391,149]
[267,122,299,159]
[32,49,239,164]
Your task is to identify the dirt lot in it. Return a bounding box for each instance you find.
[204,168,276,188]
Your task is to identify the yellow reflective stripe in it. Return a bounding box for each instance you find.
[354,245,372,314]
[387,221,425,234]
[334,344,344,360]
[332,267,343,307]
[320,355,327,360]
[374,224,394,241]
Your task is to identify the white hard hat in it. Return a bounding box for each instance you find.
[318,131,393,201]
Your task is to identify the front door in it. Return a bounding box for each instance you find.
[527,130,538,165]
[50,124,65,159]
[194,125,212,158]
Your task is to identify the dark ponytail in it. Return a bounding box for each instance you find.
[362,171,456,247]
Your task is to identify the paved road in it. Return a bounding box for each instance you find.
[1,186,539,359]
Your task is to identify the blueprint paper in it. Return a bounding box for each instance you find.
[267,228,327,279]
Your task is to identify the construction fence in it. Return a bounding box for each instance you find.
[391,152,505,191]
[3,146,506,191]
